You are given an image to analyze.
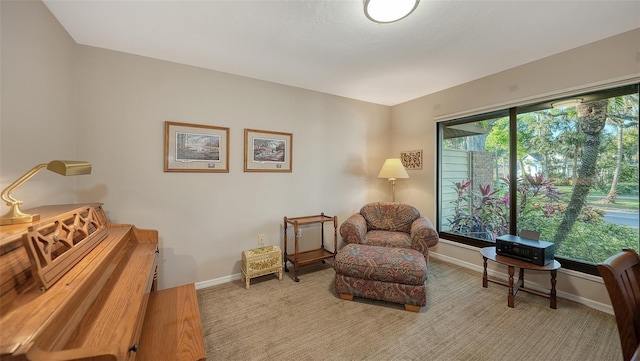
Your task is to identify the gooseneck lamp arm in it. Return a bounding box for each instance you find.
[0,163,49,222]
[0,160,92,225]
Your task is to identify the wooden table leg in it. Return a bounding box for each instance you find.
[550,269,558,309]
[283,217,289,273]
[519,267,525,288]
[293,223,300,282]
[482,256,488,288]
[508,265,515,308]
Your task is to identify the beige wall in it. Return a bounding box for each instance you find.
[392,28,640,312]
[2,0,639,311]
[1,0,79,206]
[73,45,391,288]
[1,0,393,290]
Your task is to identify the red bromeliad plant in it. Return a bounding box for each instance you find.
[448,179,509,241]
[448,174,564,241]
[514,174,562,219]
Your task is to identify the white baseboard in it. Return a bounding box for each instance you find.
[195,273,242,290]
[195,261,295,290]
[430,251,613,314]
[195,250,613,315]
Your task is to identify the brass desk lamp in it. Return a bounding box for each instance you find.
[0,160,92,225]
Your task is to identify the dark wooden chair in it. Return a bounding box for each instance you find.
[597,248,640,361]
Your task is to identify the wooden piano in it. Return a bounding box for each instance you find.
[0,203,206,361]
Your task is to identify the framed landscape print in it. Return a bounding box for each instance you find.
[164,121,230,172]
[244,128,293,172]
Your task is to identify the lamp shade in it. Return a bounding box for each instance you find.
[378,158,409,180]
[46,160,92,176]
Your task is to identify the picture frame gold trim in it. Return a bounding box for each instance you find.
[244,128,293,173]
[400,149,422,170]
[164,121,230,173]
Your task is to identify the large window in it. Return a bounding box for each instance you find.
[437,84,639,274]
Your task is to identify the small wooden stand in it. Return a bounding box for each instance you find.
[481,246,561,309]
[283,213,337,282]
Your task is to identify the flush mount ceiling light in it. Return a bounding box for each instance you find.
[364,0,420,24]
[551,98,584,109]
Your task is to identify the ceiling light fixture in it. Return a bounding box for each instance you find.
[551,98,583,109]
[364,0,420,24]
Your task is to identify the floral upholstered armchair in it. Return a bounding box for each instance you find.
[339,202,439,259]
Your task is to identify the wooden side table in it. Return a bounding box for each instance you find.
[480,246,561,309]
[241,245,283,289]
[283,213,337,282]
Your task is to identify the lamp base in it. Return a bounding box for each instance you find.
[390,178,397,202]
[0,204,40,225]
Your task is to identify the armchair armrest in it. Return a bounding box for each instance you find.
[410,217,439,257]
[339,213,367,244]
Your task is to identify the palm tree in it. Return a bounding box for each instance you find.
[601,94,639,203]
[550,105,584,185]
[556,131,583,185]
[554,99,608,245]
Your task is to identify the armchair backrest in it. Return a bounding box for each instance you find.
[360,202,420,234]
[597,248,640,361]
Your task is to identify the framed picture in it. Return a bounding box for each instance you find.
[400,149,422,170]
[244,128,293,172]
[164,121,230,172]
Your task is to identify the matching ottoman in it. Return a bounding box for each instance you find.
[334,244,428,312]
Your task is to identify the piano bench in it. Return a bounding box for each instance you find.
[137,283,206,361]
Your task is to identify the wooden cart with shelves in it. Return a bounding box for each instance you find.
[283,213,337,282]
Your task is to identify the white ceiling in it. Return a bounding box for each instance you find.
[42,0,640,106]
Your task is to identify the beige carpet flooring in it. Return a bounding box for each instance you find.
[197,258,621,361]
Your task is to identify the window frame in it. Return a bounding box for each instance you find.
[436,83,640,276]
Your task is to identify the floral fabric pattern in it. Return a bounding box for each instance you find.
[339,202,439,259]
[334,244,427,307]
[335,274,426,307]
[363,230,411,249]
[334,244,426,285]
[360,202,419,232]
